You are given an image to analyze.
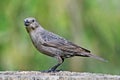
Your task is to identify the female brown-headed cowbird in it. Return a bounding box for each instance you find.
[24,17,107,72]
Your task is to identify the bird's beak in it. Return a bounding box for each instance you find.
[24,19,30,26]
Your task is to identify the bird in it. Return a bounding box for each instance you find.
[24,17,107,72]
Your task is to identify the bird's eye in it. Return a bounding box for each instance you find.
[32,19,35,22]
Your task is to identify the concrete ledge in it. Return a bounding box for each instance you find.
[0,71,119,80]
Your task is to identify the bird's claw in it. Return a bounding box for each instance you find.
[41,69,62,73]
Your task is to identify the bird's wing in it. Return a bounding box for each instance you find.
[41,31,90,54]
[43,40,90,53]
[41,31,107,61]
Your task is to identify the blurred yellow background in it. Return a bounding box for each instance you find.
[0,0,120,74]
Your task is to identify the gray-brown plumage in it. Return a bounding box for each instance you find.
[24,17,106,72]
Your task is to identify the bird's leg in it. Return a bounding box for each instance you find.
[48,56,64,72]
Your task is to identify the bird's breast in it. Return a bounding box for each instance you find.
[29,31,62,57]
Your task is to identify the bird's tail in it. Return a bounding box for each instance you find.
[76,52,107,62]
[89,53,108,62]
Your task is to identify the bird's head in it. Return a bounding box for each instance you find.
[24,17,39,32]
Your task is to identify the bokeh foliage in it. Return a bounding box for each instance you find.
[0,0,120,74]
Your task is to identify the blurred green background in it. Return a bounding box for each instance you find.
[0,0,120,74]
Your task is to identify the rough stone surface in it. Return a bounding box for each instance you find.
[0,71,119,80]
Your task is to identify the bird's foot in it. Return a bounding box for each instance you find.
[41,69,62,73]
